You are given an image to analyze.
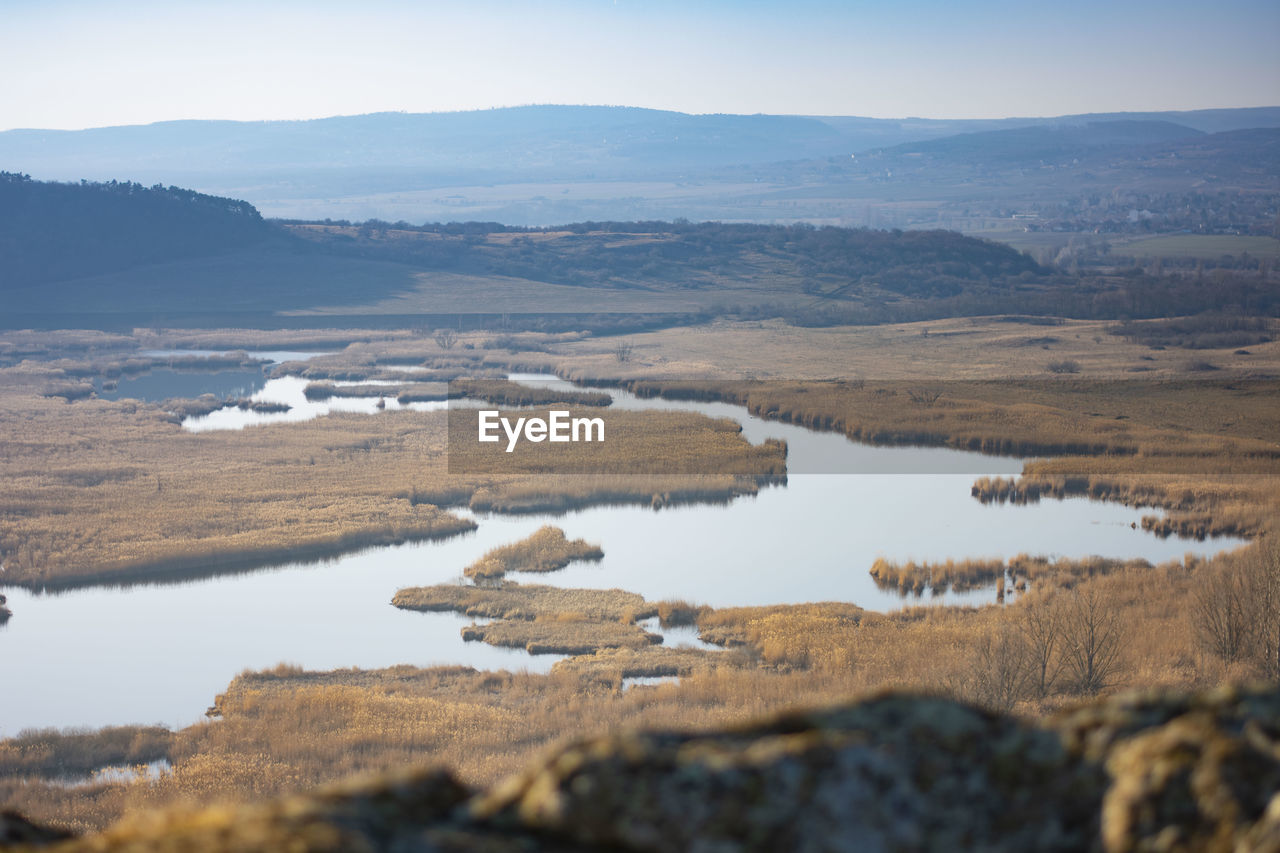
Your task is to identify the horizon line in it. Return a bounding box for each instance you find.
[3,102,1278,135]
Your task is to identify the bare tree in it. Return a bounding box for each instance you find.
[613,341,634,363]
[1019,595,1063,698]
[1060,586,1124,694]
[1194,540,1280,679]
[1245,539,1280,680]
[970,622,1032,712]
[1192,561,1252,664]
[434,329,457,350]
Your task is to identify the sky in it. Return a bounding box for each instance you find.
[2,0,1278,131]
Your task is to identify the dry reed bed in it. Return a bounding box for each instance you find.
[612,377,1280,460]
[301,382,446,402]
[466,473,773,514]
[0,370,776,587]
[463,526,603,580]
[447,378,611,407]
[392,583,651,623]
[0,727,171,780]
[3,324,1277,831]
[552,646,730,682]
[973,467,1275,540]
[159,397,291,419]
[461,618,661,655]
[573,373,1280,546]
[447,406,787,478]
[5,549,1267,834]
[869,554,1154,597]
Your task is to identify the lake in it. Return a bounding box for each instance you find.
[0,364,1246,735]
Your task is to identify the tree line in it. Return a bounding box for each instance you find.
[1,173,274,287]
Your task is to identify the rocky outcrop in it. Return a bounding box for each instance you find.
[4,685,1277,852]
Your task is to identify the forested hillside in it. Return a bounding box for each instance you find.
[0,173,274,287]
[2,174,1275,330]
[288,220,1042,298]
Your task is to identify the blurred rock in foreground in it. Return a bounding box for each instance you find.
[4,685,1278,852]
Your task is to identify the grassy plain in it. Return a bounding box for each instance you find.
[1112,234,1280,261]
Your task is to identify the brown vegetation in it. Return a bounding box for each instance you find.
[448,378,611,407]
[0,727,170,780]
[869,553,1156,597]
[392,582,650,622]
[447,405,788,478]
[0,339,778,587]
[3,319,1279,834]
[6,541,1274,833]
[301,382,445,402]
[462,526,603,580]
[461,618,661,655]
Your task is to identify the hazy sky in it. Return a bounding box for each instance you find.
[2,0,1277,131]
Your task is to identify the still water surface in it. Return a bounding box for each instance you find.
[0,366,1246,735]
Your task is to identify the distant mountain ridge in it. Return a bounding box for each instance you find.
[2,105,1277,188]
[877,120,1206,165]
[1,104,1276,229]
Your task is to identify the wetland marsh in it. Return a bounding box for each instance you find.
[0,359,1244,735]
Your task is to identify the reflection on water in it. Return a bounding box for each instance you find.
[182,377,449,432]
[0,526,563,734]
[95,368,268,402]
[47,759,173,789]
[94,351,332,403]
[140,349,328,364]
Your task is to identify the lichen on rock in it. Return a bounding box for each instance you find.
[4,685,1277,852]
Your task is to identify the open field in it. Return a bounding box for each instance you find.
[1112,234,1280,261]
[547,315,1280,380]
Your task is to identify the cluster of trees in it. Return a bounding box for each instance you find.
[294,219,1044,298]
[296,218,1279,323]
[0,173,274,287]
[970,540,1280,714]
[1193,542,1280,681]
[963,586,1127,712]
[1110,314,1273,349]
[1026,190,1280,238]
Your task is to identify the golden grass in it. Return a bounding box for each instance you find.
[302,382,446,402]
[461,618,661,655]
[548,316,1280,381]
[391,582,650,622]
[552,645,730,682]
[3,319,1279,833]
[447,405,788,478]
[448,378,611,407]
[0,726,171,780]
[462,526,603,580]
[869,554,1156,597]
[6,544,1269,833]
[0,344,778,587]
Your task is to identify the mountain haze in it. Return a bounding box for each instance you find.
[2,106,1278,227]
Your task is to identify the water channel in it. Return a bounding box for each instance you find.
[0,358,1246,735]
